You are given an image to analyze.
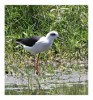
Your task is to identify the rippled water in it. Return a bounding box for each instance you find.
[5,69,88,95]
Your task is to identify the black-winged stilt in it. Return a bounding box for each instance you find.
[16,31,59,75]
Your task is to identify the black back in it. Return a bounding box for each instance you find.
[16,36,41,47]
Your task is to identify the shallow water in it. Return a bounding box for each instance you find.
[5,70,88,95]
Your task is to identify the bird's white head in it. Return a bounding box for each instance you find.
[46,31,59,40]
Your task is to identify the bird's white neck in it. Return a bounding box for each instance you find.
[46,36,54,45]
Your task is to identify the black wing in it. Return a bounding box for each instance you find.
[16,36,41,47]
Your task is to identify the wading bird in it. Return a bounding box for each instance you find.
[16,31,59,75]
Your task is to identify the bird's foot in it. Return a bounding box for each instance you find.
[35,70,40,76]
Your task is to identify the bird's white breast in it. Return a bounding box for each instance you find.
[23,37,53,55]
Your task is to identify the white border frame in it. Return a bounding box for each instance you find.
[0,0,93,99]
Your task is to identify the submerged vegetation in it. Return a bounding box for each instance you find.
[5,5,88,95]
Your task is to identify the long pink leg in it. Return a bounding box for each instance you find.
[34,55,36,73]
[34,53,40,75]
